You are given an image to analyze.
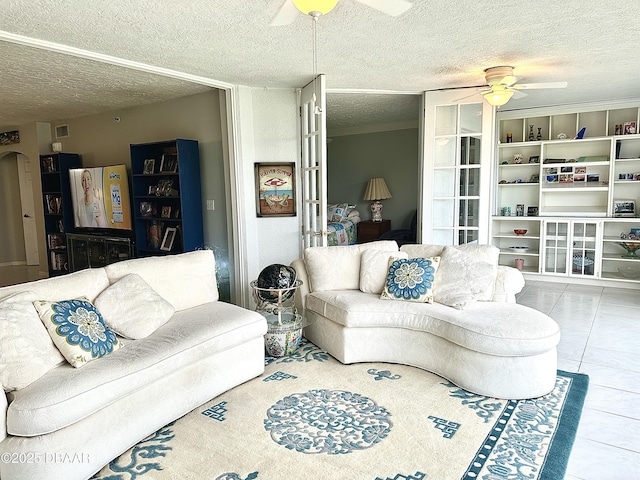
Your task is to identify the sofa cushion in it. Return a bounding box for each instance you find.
[401,243,499,301]
[305,290,560,356]
[381,257,440,303]
[0,268,110,304]
[0,292,65,391]
[33,298,122,368]
[94,273,175,339]
[359,249,408,294]
[7,302,267,437]
[104,250,218,312]
[304,240,399,292]
[434,246,496,309]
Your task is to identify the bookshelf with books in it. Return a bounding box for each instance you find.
[130,139,203,257]
[39,152,81,276]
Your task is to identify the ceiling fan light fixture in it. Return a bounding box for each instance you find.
[483,87,514,107]
[292,0,339,16]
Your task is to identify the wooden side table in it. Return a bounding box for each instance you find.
[358,220,391,243]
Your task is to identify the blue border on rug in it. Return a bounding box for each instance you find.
[539,369,589,480]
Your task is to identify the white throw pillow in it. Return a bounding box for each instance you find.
[95,273,175,339]
[0,291,65,391]
[304,241,399,292]
[34,297,122,368]
[434,246,496,309]
[401,243,499,301]
[360,249,408,294]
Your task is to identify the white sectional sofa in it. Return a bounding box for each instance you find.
[291,241,561,400]
[0,250,267,480]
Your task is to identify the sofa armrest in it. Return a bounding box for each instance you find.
[0,389,7,442]
[492,266,525,303]
[291,259,311,313]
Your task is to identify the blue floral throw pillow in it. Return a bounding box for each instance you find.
[34,297,122,368]
[381,257,440,303]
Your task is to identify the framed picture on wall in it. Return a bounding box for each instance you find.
[254,162,296,217]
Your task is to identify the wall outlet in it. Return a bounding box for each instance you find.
[206,200,215,211]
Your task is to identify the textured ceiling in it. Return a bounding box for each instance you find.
[1,0,639,131]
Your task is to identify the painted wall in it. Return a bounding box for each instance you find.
[0,154,27,264]
[234,86,301,306]
[327,128,419,230]
[52,91,230,290]
[0,122,53,274]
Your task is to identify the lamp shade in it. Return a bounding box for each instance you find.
[483,86,514,107]
[292,0,339,15]
[363,178,392,201]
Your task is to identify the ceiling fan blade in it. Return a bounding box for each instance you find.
[514,81,568,90]
[355,0,413,16]
[270,0,300,26]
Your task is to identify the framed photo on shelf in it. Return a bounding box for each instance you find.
[140,201,156,217]
[623,121,637,135]
[160,227,177,251]
[527,206,539,216]
[160,154,178,173]
[161,206,171,218]
[143,159,155,174]
[254,162,296,217]
[528,155,540,164]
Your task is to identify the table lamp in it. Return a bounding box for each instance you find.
[363,177,392,222]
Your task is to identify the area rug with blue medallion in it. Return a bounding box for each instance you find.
[92,340,588,480]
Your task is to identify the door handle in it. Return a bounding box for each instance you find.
[23,214,31,218]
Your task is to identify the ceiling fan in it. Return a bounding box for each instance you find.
[475,66,568,106]
[271,0,413,26]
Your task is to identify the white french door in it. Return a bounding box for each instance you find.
[300,74,328,248]
[16,154,39,265]
[421,89,495,245]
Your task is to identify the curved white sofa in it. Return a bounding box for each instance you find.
[0,250,267,480]
[291,241,561,400]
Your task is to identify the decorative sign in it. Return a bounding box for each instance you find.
[255,163,296,217]
[0,130,19,146]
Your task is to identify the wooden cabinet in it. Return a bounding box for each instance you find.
[39,153,81,276]
[130,139,204,257]
[358,220,391,243]
[66,233,134,272]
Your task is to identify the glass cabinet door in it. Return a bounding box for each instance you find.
[570,221,599,276]
[68,236,89,272]
[543,220,569,274]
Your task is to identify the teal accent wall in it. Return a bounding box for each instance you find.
[327,128,419,230]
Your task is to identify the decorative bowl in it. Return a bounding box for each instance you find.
[617,266,640,279]
[513,229,527,236]
[509,246,529,252]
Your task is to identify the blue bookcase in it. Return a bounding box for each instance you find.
[130,139,204,257]
[39,152,81,276]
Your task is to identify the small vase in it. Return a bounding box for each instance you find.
[537,128,542,140]
[528,125,535,141]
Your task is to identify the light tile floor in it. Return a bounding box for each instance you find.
[517,281,640,480]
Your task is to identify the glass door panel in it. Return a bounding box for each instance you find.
[544,220,569,274]
[435,105,457,135]
[460,104,483,133]
[571,221,598,276]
